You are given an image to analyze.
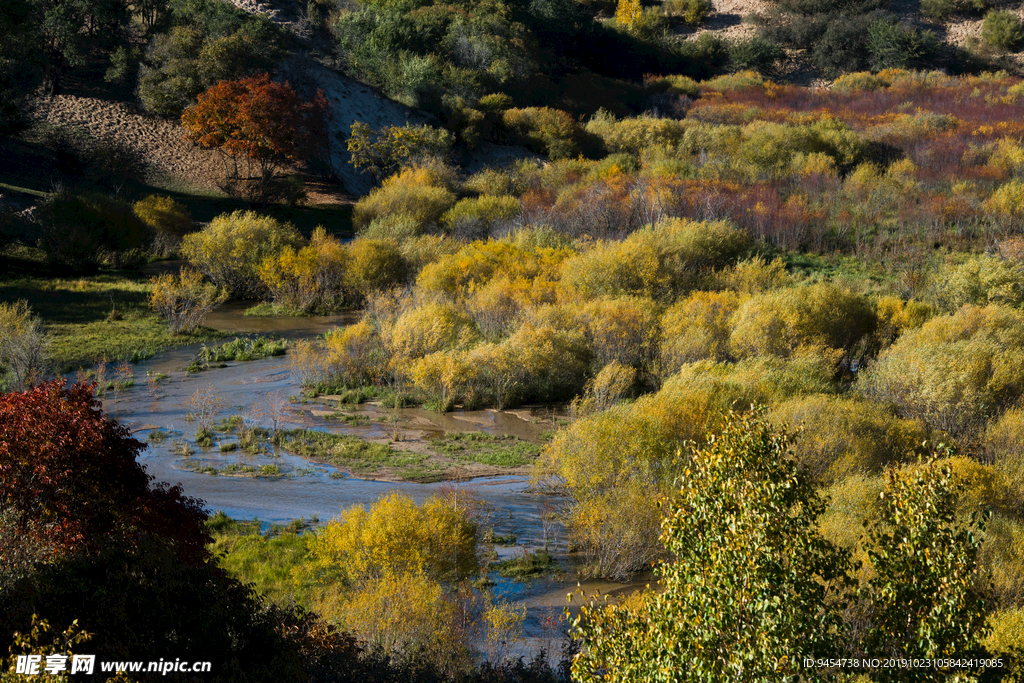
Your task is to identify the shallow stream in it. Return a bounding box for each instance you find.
[91,306,647,657]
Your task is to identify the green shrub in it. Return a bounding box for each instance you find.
[500,107,587,160]
[359,215,423,241]
[39,190,150,272]
[665,0,712,24]
[982,10,1024,51]
[440,195,521,237]
[181,211,303,298]
[347,122,454,182]
[728,38,785,75]
[866,18,938,71]
[811,14,873,77]
[921,0,987,20]
[138,19,281,117]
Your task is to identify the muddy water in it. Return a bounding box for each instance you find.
[203,301,362,339]
[97,306,642,656]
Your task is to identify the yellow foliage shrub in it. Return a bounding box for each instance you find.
[659,290,739,375]
[317,569,472,675]
[418,238,572,303]
[467,275,522,339]
[739,119,863,179]
[148,267,228,335]
[133,194,192,256]
[729,283,877,358]
[322,320,387,387]
[409,350,475,411]
[389,302,480,360]
[874,295,934,348]
[818,474,885,552]
[352,167,457,230]
[559,218,750,301]
[982,607,1024,654]
[181,211,303,298]
[344,238,407,294]
[987,179,1024,227]
[257,228,350,312]
[578,296,661,369]
[857,304,1024,436]
[978,515,1024,606]
[308,490,479,584]
[832,71,891,93]
[769,395,927,485]
[985,406,1024,509]
[398,234,462,275]
[584,111,690,156]
[928,254,1024,312]
[718,255,792,294]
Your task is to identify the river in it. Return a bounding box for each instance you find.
[93,308,647,658]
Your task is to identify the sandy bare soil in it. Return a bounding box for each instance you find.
[29,95,226,192]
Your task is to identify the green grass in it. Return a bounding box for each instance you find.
[430,432,541,467]
[277,428,439,480]
[209,519,315,608]
[243,302,305,317]
[185,461,285,478]
[493,548,557,579]
[187,336,287,372]
[147,429,172,443]
[0,268,224,370]
[324,412,370,426]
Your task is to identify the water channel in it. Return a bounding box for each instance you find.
[95,307,647,658]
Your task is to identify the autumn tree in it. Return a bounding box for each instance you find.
[0,381,209,560]
[859,460,991,674]
[570,411,853,682]
[0,381,319,679]
[181,73,328,202]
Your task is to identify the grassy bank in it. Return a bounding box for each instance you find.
[0,258,224,370]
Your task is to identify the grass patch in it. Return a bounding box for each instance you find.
[209,517,315,608]
[324,412,370,426]
[0,271,225,370]
[187,336,287,372]
[277,428,437,480]
[430,432,541,467]
[147,429,172,444]
[493,547,557,579]
[185,461,286,478]
[483,529,518,546]
[243,302,305,317]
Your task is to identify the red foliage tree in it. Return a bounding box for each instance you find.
[181,72,329,184]
[0,381,209,563]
